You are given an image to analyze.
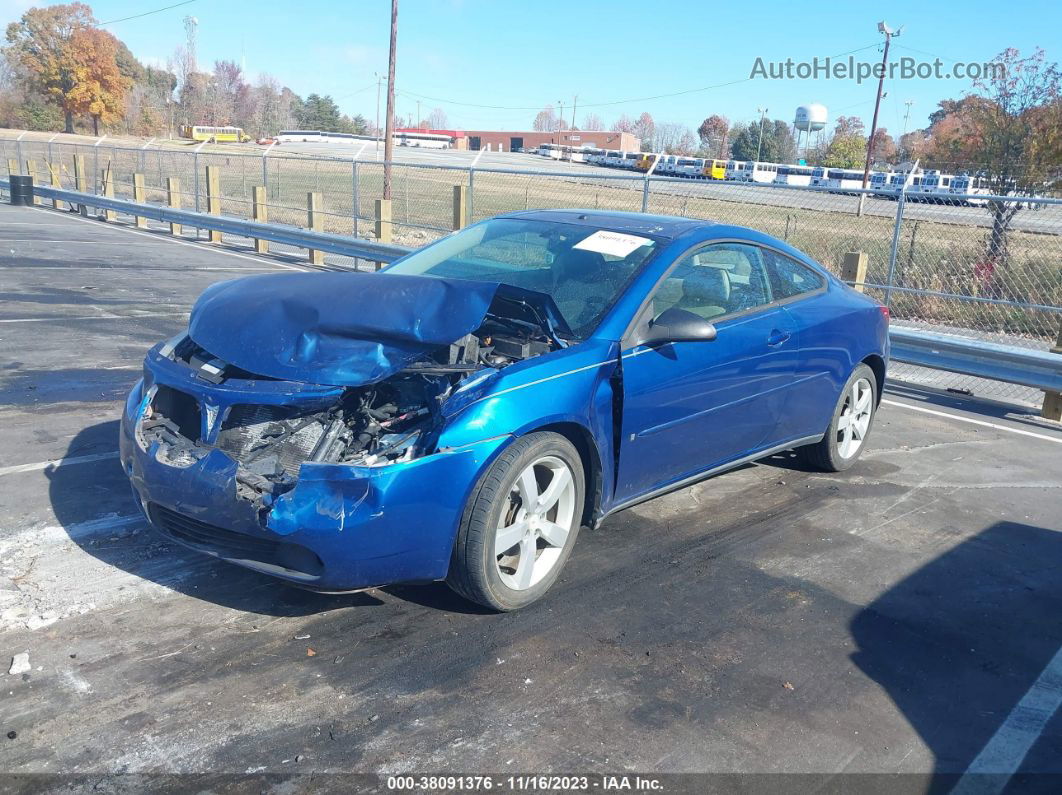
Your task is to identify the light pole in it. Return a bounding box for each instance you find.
[862,21,902,189]
[755,107,768,162]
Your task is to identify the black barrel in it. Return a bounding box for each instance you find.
[8,174,33,206]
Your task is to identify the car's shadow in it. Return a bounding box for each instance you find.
[47,420,484,617]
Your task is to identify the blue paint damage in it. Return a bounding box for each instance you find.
[119,209,889,593]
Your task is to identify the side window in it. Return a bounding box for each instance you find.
[763,249,826,300]
[651,243,773,321]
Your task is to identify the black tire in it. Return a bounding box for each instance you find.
[447,432,585,611]
[797,363,878,472]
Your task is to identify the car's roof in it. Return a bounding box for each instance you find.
[499,209,716,240]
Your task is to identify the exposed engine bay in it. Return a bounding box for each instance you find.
[138,292,567,507]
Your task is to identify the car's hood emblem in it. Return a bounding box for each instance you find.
[187,271,501,386]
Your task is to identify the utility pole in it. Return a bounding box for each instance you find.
[755,107,768,162]
[382,0,398,200]
[571,95,577,131]
[417,100,421,129]
[375,73,382,158]
[902,99,914,136]
[862,21,902,189]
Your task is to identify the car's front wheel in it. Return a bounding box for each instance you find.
[797,363,878,472]
[447,432,584,611]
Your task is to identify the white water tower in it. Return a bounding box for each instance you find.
[794,103,828,159]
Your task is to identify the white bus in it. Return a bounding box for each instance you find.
[812,167,865,193]
[537,143,563,159]
[673,157,706,178]
[584,147,607,165]
[725,160,746,180]
[599,150,623,168]
[917,171,955,202]
[950,174,991,206]
[869,171,894,196]
[739,161,781,183]
[773,165,815,186]
[616,151,641,170]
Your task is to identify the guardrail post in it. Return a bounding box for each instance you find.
[167,177,182,236]
[252,186,268,253]
[73,154,88,216]
[48,161,61,210]
[1042,324,1062,422]
[24,160,39,205]
[375,198,392,243]
[841,251,868,292]
[100,165,116,221]
[307,191,324,265]
[132,173,147,227]
[205,165,221,243]
[452,184,468,230]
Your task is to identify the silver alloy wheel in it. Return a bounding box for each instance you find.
[836,377,874,459]
[495,455,577,591]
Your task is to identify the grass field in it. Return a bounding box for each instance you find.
[4,130,1060,341]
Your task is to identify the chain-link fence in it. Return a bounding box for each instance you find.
[3,134,1060,405]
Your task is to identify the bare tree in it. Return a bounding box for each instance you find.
[426,106,448,129]
[581,113,604,130]
[632,112,655,151]
[697,114,729,157]
[613,113,633,133]
[532,104,557,131]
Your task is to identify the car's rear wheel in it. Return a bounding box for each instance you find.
[447,432,584,611]
[797,363,877,472]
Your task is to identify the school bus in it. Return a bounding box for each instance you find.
[634,153,658,172]
[703,159,727,179]
[179,125,252,143]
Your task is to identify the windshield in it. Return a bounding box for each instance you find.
[385,218,659,337]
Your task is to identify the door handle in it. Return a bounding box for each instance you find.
[766,329,791,346]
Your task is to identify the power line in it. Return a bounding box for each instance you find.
[394,41,884,114]
[99,0,199,26]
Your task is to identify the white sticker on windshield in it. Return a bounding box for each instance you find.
[573,230,652,258]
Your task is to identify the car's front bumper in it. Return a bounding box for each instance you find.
[119,380,509,591]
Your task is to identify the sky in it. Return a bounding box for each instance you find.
[2,0,1059,135]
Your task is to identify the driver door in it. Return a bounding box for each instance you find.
[615,243,798,501]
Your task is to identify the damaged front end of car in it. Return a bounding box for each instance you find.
[119,271,574,590]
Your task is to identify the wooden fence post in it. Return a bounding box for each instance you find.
[452,185,468,230]
[6,158,17,177]
[1042,324,1062,422]
[307,191,324,265]
[166,177,182,236]
[73,155,88,216]
[48,161,61,210]
[252,186,268,253]
[205,165,221,243]
[841,251,868,292]
[375,198,392,242]
[132,173,147,227]
[24,160,40,205]
[100,165,116,222]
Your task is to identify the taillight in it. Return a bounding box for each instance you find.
[879,305,890,322]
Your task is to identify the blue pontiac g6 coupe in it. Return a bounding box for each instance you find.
[120,210,889,610]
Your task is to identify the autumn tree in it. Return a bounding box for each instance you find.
[4,2,97,132]
[67,27,130,135]
[833,115,866,138]
[697,114,729,157]
[823,133,867,169]
[933,48,1061,284]
[869,127,897,165]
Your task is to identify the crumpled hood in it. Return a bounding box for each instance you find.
[187,271,500,385]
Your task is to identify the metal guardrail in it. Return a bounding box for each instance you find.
[0,178,413,265]
[890,328,1062,393]
[3,177,1060,396]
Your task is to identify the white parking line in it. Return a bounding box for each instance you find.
[0,451,120,477]
[881,399,1062,445]
[951,643,1062,795]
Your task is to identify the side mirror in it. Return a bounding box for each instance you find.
[639,307,718,346]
